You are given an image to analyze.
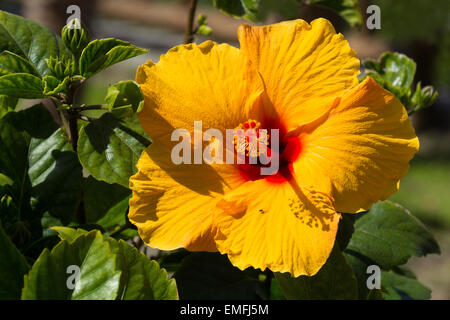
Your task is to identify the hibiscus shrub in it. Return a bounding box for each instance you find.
[0,8,440,300]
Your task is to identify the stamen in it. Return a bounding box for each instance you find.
[233,119,269,157]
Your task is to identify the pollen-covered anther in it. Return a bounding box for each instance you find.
[233,119,269,157]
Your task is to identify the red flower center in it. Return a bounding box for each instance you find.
[235,119,303,184]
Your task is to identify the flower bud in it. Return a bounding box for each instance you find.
[61,18,89,56]
[46,56,76,80]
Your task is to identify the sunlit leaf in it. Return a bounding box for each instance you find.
[0,173,13,187]
[51,227,178,300]
[79,38,147,79]
[364,52,416,89]
[0,10,72,77]
[105,80,144,118]
[0,51,39,76]
[22,230,121,300]
[107,239,178,300]
[0,73,44,99]
[362,52,437,114]
[52,226,89,243]
[42,75,69,96]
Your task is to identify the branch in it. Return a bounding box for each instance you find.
[109,223,132,237]
[75,104,105,111]
[68,111,79,152]
[184,0,198,44]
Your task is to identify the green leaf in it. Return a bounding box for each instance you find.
[0,172,13,186]
[22,212,61,261]
[42,75,69,96]
[41,212,63,237]
[52,227,178,300]
[367,288,385,300]
[79,38,147,78]
[364,52,416,97]
[0,73,44,98]
[376,52,416,88]
[97,197,133,237]
[270,278,286,300]
[274,246,358,299]
[22,230,121,300]
[0,104,66,247]
[174,252,265,299]
[107,239,178,300]
[0,221,29,299]
[158,249,192,274]
[0,114,42,248]
[0,51,40,76]
[305,0,362,27]
[0,195,18,228]
[336,213,356,250]
[0,116,31,205]
[22,234,61,262]
[362,51,437,114]
[28,128,82,224]
[343,252,373,299]
[78,113,151,188]
[381,270,431,300]
[196,14,213,36]
[346,201,440,270]
[83,176,130,230]
[197,25,213,36]
[213,0,261,22]
[105,80,144,118]
[0,95,18,118]
[345,201,440,299]
[0,10,72,77]
[409,81,438,115]
[3,103,58,139]
[52,226,89,243]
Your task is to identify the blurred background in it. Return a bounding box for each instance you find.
[0,0,448,299]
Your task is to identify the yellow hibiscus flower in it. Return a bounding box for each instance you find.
[129,18,419,277]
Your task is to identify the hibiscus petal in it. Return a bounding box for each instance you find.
[136,40,263,143]
[129,143,242,251]
[293,77,419,213]
[214,178,340,277]
[238,18,360,131]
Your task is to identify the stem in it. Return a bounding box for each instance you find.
[76,200,86,225]
[75,104,105,111]
[184,0,198,44]
[67,109,87,225]
[109,223,132,237]
[264,270,273,297]
[68,111,79,152]
[63,81,86,224]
